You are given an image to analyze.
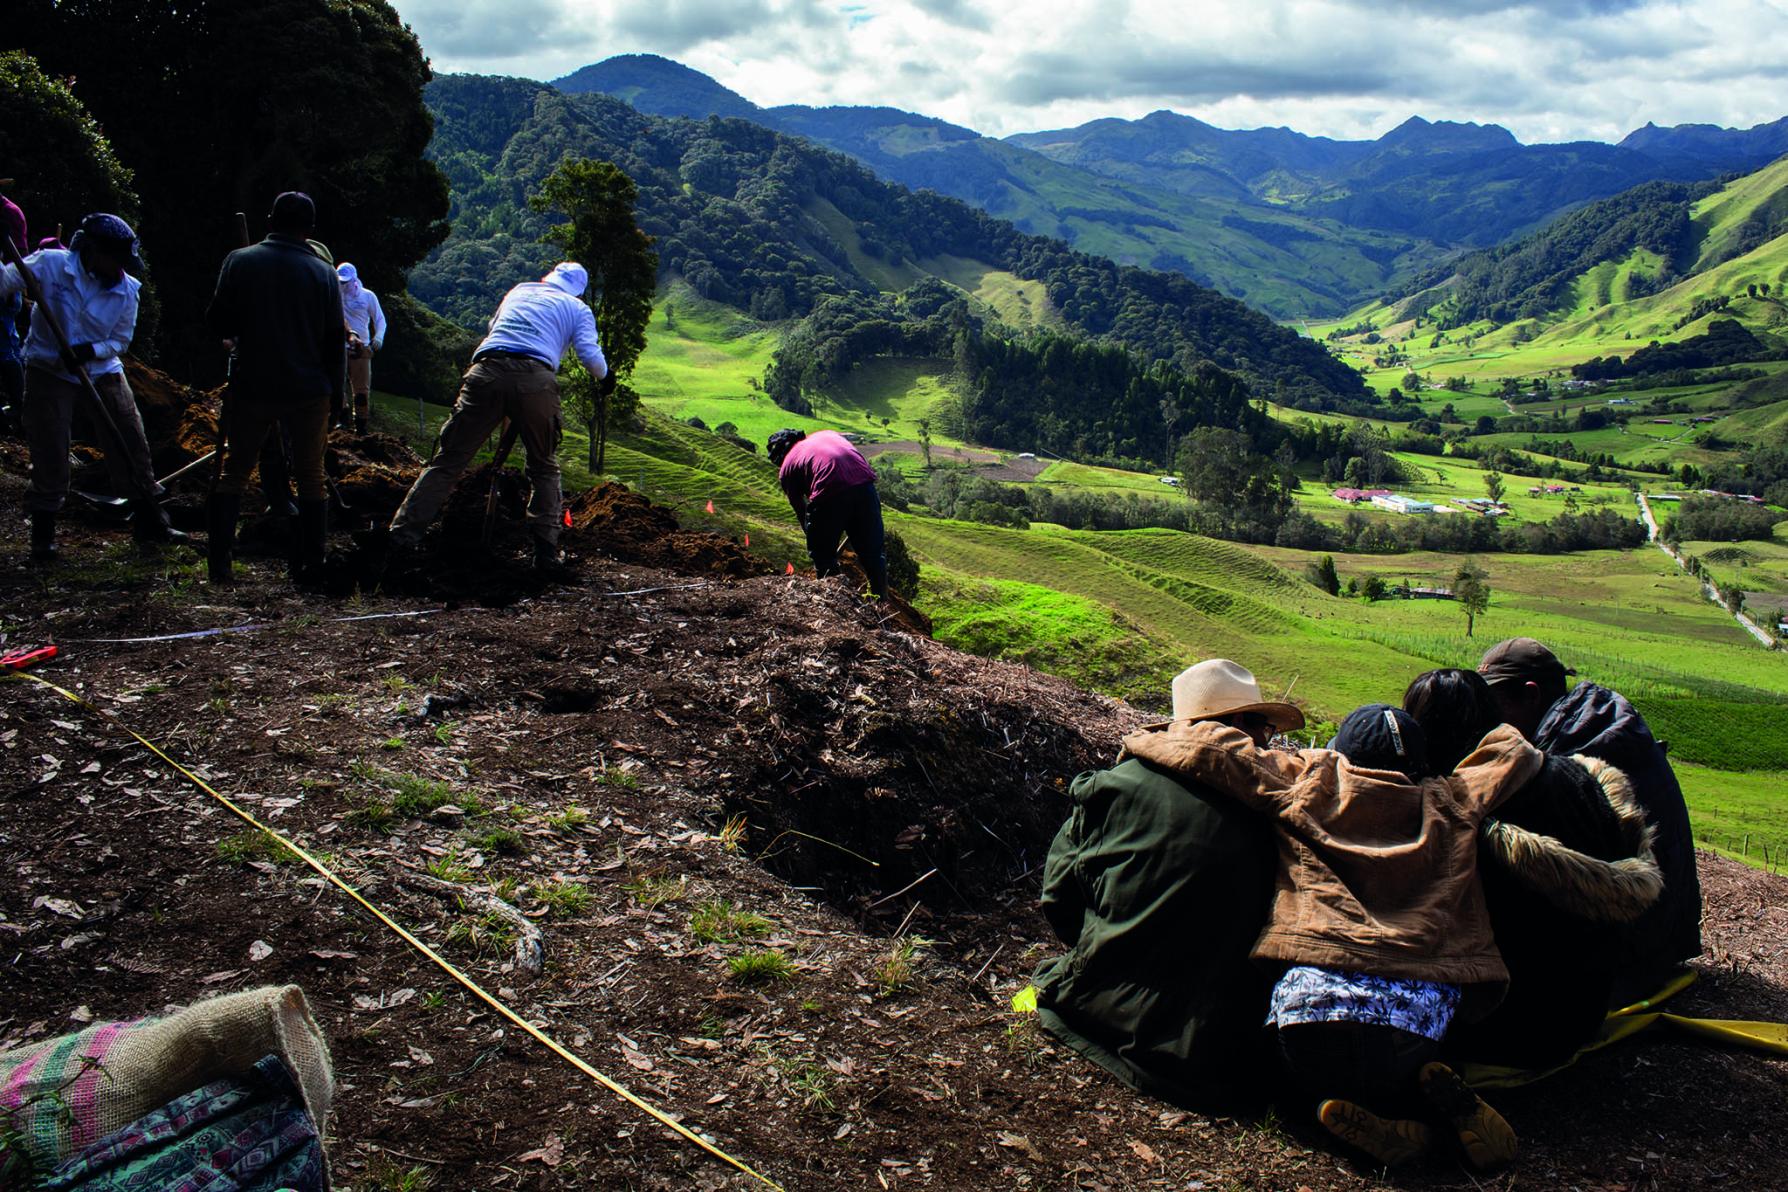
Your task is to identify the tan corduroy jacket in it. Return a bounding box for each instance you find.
[1122,720,1544,1016]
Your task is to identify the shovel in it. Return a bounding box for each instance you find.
[482,417,520,546]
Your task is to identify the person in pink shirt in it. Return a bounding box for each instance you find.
[767,428,886,597]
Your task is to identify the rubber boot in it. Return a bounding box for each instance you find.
[207,492,240,585]
[532,536,569,578]
[354,415,369,437]
[259,437,297,519]
[292,498,328,591]
[29,512,56,563]
[130,497,188,545]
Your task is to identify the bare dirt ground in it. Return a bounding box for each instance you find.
[1,370,1784,1190]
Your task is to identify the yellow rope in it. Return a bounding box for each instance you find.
[5,669,783,1190]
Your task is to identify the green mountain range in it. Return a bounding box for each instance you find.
[1010,111,1788,248]
[411,74,1364,406]
[553,54,1785,316]
[552,55,1443,318]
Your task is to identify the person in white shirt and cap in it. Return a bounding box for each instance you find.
[0,212,184,560]
[387,262,608,570]
[335,262,384,435]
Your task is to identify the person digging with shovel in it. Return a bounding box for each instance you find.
[386,262,608,573]
[766,428,887,598]
[0,212,185,560]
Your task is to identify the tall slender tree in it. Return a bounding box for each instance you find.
[531,158,658,472]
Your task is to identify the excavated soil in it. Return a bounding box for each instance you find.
[0,372,1784,1191]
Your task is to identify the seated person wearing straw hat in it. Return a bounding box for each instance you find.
[1032,659,1303,1110]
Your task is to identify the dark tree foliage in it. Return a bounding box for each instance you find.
[765,282,1268,465]
[412,75,1366,408]
[18,0,451,380]
[1573,319,1771,381]
[1414,180,1718,326]
[0,49,152,346]
[0,50,138,235]
[1663,497,1785,543]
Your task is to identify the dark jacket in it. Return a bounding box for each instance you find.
[1535,683,1702,980]
[1449,754,1665,1068]
[206,234,345,403]
[1033,755,1277,1110]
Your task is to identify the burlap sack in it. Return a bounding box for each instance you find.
[0,984,333,1179]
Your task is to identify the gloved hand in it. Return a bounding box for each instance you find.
[60,342,98,371]
[598,371,618,397]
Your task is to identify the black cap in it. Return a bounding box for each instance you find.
[269,191,316,234]
[1333,703,1430,779]
[766,428,806,466]
[1478,637,1575,688]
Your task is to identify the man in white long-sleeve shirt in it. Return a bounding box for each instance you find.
[0,213,182,560]
[388,262,608,568]
[336,262,385,435]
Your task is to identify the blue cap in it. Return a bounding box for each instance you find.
[70,213,141,269]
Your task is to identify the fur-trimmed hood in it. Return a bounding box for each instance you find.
[1480,755,1662,924]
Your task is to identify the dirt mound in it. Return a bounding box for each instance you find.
[327,429,422,525]
[668,590,1121,924]
[127,358,221,475]
[566,482,769,579]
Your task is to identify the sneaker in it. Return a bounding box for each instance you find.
[1419,1061,1518,1171]
[1317,1099,1433,1168]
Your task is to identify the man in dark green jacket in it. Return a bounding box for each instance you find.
[1034,659,1303,1110]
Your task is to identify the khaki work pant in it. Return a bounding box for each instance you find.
[348,351,372,422]
[22,366,162,513]
[388,356,563,547]
[214,393,331,501]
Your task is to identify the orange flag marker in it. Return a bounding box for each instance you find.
[743,533,750,547]
[705,499,715,514]
[785,562,795,575]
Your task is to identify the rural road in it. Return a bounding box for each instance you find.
[1635,492,1776,647]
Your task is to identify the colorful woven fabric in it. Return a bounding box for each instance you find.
[37,1054,324,1192]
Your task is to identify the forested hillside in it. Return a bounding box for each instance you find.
[1399,155,1788,331]
[413,74,1366,406]
[1422,180,1721,325]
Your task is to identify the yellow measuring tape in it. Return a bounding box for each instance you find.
[5,669,783,1190]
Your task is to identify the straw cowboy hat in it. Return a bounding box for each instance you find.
[1169,659,1304,732]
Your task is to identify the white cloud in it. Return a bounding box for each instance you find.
[390,0,1788,143]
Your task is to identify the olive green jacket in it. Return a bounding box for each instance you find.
[1033,755,1278,1110]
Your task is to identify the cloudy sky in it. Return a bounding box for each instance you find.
[392,0,1788,143]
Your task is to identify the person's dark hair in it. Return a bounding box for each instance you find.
[268,191,316,235]
[1403,668,1500,775]
[766,428,806,467]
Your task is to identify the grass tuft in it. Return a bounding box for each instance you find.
[728,948,795,985]
[532,880,593,917]
[688,899,772,943]
[216,829,297,866]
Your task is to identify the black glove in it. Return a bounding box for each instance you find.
[60,342,98,371]
[598,372,618,397]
